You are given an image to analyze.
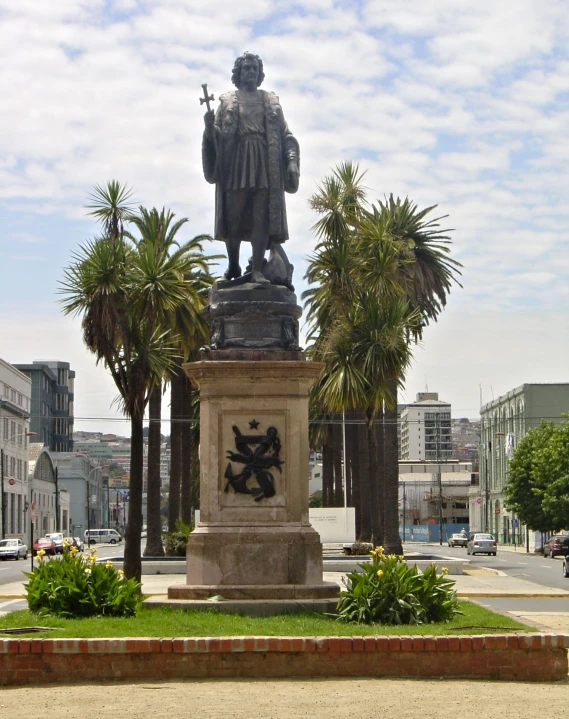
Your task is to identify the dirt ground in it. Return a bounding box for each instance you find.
[1,678,568,719]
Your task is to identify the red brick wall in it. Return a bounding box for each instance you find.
[0,634,567,685]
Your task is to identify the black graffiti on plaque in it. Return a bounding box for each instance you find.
[224,423,283,502]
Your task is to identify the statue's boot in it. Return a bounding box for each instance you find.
[223,264,242,280]
[250,270,270,284]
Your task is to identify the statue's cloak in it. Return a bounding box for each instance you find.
[202,90,300,243]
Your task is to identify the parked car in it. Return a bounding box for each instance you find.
[467,533,497,556]
[448,533,468,548]
[45,532,64,554]
[0,538,28,560]
[543,535,569,558]
[64,536,83,552]
[33,537,57,556]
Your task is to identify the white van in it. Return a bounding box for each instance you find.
[84,529,122,545]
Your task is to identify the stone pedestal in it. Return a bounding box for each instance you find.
[167,355,338,601]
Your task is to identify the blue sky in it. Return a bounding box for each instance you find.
[1,0,569,433]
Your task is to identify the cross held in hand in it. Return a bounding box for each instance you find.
[200,83,214,112]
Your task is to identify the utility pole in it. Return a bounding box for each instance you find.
[54,466,60,532]
[437,413,443,545]
[402,481,406,542]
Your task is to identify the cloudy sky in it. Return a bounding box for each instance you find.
[1,0,568,434]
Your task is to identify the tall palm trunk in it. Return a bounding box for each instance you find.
[348,410,361,535]
[376,410,385,537]
[322,424,334,506]
[333,421,343,507]
[168,362,184,532]
[358,419,371,540]
[383,382,402,554]
[180,372,192,525]
[124,413,144,582]
[366,412,383,546]
[144,384,165,556]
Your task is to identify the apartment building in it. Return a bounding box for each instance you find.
[475,383,569,548]
[400,392,453,461]
[0,359,33,540]
[14,360,75,452]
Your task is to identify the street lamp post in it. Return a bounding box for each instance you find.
[1,431,36,539]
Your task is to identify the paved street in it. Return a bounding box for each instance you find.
[410,542,569,591]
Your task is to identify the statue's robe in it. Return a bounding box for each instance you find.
[202,89,300,245]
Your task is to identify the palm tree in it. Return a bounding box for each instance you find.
[359,196,462,553]
[168,270,213,530]
[60,185,208,581]
[125,206,212,556]
[314,296,420,543]
[305,167,462,549]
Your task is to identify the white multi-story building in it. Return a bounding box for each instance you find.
[400,392,453,461]
[0,358,33,541]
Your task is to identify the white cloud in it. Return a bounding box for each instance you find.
[0,1,568,428]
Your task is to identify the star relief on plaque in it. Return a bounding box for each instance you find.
[224,420,283,502]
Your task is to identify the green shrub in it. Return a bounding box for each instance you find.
[24,545,141,618]
[335,546,461,625]
[163,520,193,557]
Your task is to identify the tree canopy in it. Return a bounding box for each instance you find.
[504,420,569,532]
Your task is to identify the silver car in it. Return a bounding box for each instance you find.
[0,538,28,560]
[467,533,497,556]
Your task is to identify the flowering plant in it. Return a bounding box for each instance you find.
[335,546,461,625]
[24,546,141,618]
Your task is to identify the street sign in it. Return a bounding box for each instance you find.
[512,519,519,528]
[476,497,482,504]
[31,502,35,523]
[8,478,15,486]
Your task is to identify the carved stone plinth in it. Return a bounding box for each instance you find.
[167,358,339,601]
[206,281,302,351]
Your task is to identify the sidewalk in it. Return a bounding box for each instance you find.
[3,568,569,600]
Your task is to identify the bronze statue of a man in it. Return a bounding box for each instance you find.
[202,52,300,284]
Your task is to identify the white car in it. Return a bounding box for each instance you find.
[46,532,64,554]
[0,538,28,560]
[467,533,497,556]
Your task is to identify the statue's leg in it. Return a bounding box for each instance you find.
[223,190,246,280]
[250,189,270,284]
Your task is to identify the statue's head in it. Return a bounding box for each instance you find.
[231,52,265,89]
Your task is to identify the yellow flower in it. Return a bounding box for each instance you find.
[70,546,78,555]
[441,567,449,575]
[36,549,45,561]
[117,569,125,580]
[387,554,396,561]
[376,569,384,577]
[105,561,113,570]
[398,555,405,562]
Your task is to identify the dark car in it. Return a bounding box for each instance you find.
[33,537,56,556]
[543,535,569,558]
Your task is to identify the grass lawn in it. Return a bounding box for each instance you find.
[0,600,532,638]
